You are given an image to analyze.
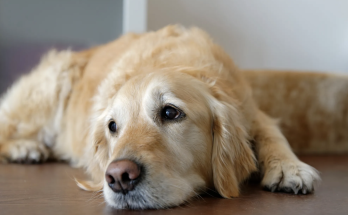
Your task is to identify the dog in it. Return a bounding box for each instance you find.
[0,25,324,209]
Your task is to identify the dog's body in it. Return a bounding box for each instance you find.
[245,70,348,154]
[1,26,339,209]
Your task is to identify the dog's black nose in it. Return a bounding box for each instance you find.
[105,159,141,194]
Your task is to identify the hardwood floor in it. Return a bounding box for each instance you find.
[0,155,347,215]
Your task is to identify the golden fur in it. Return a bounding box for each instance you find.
[244,70,348,154]
[0,26,328,209]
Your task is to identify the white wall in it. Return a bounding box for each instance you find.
[123,0,147,33]
[148,0,348,73]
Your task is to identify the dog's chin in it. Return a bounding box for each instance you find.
[103,178,199,210]
[104,186,185,209]
[104,188,159,210]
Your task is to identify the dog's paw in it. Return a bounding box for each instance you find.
[261,159,320,194]
[0,140,49,163]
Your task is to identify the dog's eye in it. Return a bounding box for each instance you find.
[108,121,117,133]
[162,106,180,120]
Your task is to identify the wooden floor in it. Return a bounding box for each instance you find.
[0,155,347,215]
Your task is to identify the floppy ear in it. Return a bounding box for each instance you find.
[210,87,257,198]
[75,95,111,191]
[75,112,109,191]
[75,57,135,191]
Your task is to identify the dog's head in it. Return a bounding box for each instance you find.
[77,26,257,209]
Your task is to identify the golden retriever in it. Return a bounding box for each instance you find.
[0,25,324,209]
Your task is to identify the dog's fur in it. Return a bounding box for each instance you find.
[0,25,334,209]
[244,70,348,154]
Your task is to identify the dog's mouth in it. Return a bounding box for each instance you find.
[103,175,198,209]
[104,182,175,210]
[103,159,201,209]
[106,190,152,209]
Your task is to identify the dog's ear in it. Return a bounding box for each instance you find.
[210,92,257,198]
[75,112,108,191]
[208,80,257,198]
[76,56,135,191]
[182,68,257,198]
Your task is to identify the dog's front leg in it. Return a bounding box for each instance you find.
[252,110,320,194]
[0,96,51,163]
[0,50,77,163]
